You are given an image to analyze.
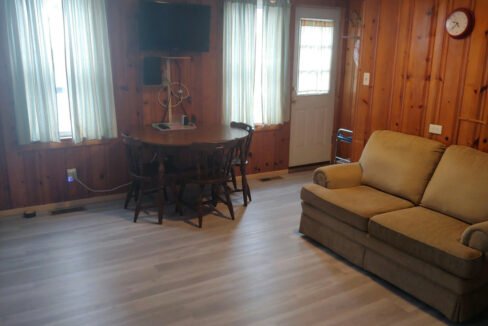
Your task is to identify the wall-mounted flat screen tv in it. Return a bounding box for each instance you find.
[139,1,211,52]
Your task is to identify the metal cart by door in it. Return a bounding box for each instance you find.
[333,128,353,164]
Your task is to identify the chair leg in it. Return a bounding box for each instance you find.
[240,165,249,206]
[244,169,252,203]
[222,183,235,220]
[172,182,182,215]
[134,183,140,202]
[163,187,169,201]
[196,185,205,228]
[157,188,164,225]
[177,183,186,216]
[230,167,237,191]
[134,186,144,223]
[124,182,135,209]
[211,184,218,207]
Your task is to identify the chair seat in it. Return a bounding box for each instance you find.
[301,184,414,231]
[136,161,180,182]
[229,121,253,206]
[187,176,228,185]
[179,139,240,227]
[231,158,248,166]
[140,161,159,178]
[369,207,485,279]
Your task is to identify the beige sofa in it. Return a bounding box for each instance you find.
[299,130,488,322]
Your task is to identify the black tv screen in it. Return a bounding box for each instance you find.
[139,1,211,52]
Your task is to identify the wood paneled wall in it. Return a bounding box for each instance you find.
[140,0,223,127]
[0,0,143,210]
[0,0,345,211]
[0,0,228,211]
[341,0,488,161]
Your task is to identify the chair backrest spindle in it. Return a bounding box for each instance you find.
[190,139,240,181]
[230,121,254,162]
[122,133,146,178]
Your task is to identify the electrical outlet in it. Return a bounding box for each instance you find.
[428,124,443,135]
[363,72,370,86]
[66,168,77,183]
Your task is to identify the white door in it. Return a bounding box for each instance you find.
[289,7,341,167]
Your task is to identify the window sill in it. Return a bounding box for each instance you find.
[14,138,119,152]
[254,123,288,132]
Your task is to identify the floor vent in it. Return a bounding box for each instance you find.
[259,176,283,182]
[51,206,85,215]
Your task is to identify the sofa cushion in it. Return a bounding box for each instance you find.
[359,130,445,204]
[301,184,413,231]
[421,145,488,225]
[369,206,484,279]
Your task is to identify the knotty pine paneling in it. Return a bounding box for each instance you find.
[454,0,488,148]
[0,145,11,207]
[0,0,141,210]
[341,0,488,161]
[248,124,291,174]
[335,0,361,160]
[349,0,380,159]
[2,0,332,211]
[140,0,223,127]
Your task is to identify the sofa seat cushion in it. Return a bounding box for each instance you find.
[301,184,414,232]
[369,207,485,279]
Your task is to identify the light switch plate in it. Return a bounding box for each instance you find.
[429,124,443,135]
[363,72,370,86]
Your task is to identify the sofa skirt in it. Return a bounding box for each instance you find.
[299,204,488,323]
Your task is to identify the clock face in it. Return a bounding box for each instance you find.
[445,9,474,39]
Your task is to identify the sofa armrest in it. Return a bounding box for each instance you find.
[461,221,488,254]
[313,162,362,189]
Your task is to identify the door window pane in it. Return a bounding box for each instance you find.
[297,19,334,95]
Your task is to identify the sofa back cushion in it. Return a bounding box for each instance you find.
[421,145,488,224]
[359,130,446,204]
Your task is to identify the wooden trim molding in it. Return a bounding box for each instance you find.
[14,138,121,153]
[0,193,126,218]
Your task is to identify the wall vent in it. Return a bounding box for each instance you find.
[51,206,85,215]
[259,176,283,182]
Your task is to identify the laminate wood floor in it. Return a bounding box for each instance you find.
[1,171,487,326]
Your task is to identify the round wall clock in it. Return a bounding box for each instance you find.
[445,8,475,39]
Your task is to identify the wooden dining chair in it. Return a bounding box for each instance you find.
[179,139,240,228]
[122,133,183,224]
[229,121,254,206]
[122,133,165,224]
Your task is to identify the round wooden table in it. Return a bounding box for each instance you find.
[130,125,248,148]
[129,124,249,174]
[127,125,249,222]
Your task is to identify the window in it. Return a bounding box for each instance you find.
[223,0,290,126]
[252,4,264,124]
[5,0,117,144]
[46,0,72,138]
[297,19,334,95]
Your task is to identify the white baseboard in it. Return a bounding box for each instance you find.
[246,169,289,180]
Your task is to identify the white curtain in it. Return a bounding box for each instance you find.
[63,0,117,143]
[5,0,60,144]
[223,0,290,126]
[223,0,256,125]
[259,0,290,124]
[4,0,117,144]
